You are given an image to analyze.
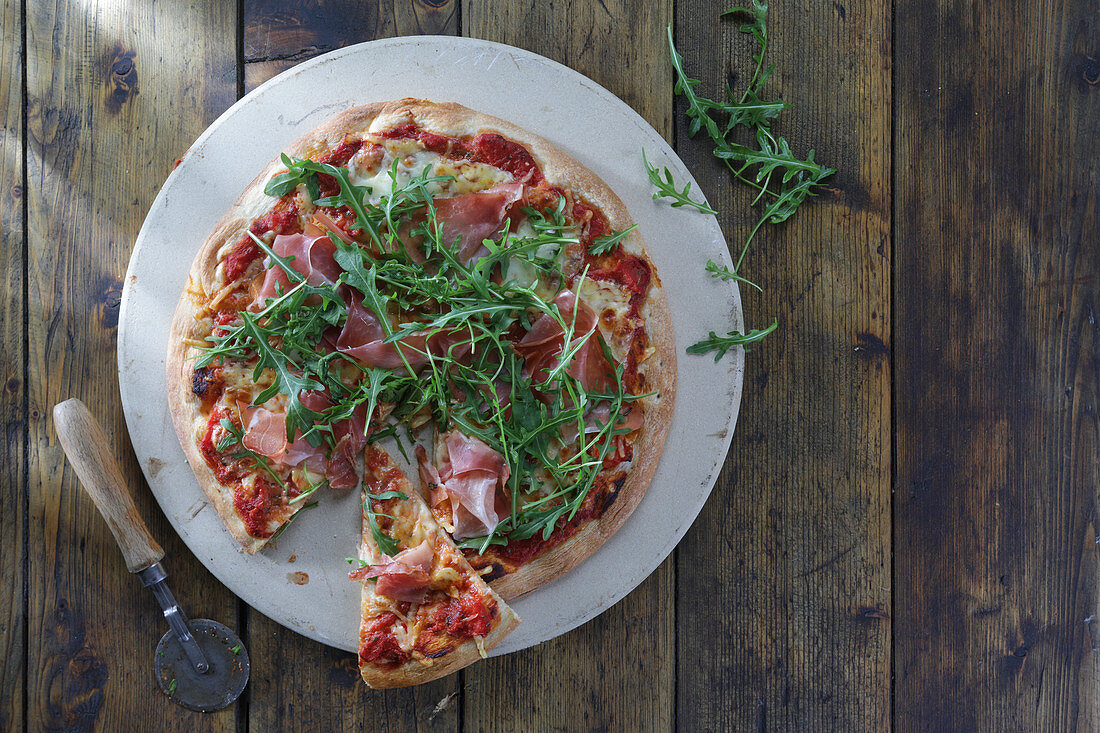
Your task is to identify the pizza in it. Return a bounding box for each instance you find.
[166,98,676,683]
[353,444,518,686]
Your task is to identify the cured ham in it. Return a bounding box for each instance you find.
[240,403,325,472]
[418,432,509,540]
[250,233,342,309]
[336,300,473,371]
[239,389,368,490]
[336,300,430,370]
[433,183,523,265]
[349,540,434,603]
[514,289,613,391]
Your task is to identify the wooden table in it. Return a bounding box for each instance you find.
[3,0,1097,730]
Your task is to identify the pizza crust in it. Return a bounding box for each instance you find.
[360,601,519,689]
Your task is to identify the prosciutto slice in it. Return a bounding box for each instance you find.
[336,299,430,370]
[348,540,435,603]
[240,403,326,472]
[514,290,613,391]
[434,182,523,265]
[250,233,342,309]
[238,389,369,490]
[336,300,474,371]
[417,432,510,540]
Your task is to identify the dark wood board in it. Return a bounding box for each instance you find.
[461,2,676,729]
[893,0,1100,729]
[674,1,893,730]
[24,1,239,729]
[244,0,458,92]
[242,3,461,730]
[0,1,25,730]
[6,0,1100,728]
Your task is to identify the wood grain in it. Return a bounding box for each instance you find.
[893,0,1100,729]
[25,0,238,729]
[244,0,459,92]
[0,0,25,729]
[242,2,460,729]
[674,1,892,729]
[461,2,675,729]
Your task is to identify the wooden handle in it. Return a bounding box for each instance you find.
[53,398,165,573]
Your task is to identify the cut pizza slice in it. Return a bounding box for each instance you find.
[352,443,519,687]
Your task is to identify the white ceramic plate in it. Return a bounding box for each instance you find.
[118,36,743,656]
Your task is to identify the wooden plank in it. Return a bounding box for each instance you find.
[25,1,239,729]
[674,1,892,729]
[0,0,25,730]
[242,2,462,729]
[893,0,1100,729]
[461,2,675,730]
[244,0,458,92]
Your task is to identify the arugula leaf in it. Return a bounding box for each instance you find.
[363,492,401,557]
[589,225,638,256]
[686,319,779,361]
[705,259,761,292]
[268,500,318,541]
[642,149,717,214]
[666,24,723,141]
[333,239,392,336]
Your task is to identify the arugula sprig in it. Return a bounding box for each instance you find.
[589,224,638,256]
[363,490,409,557]
[642,150,717,214]
[705,258,761,291]
[686,318,778,361]
[661,3,834,357]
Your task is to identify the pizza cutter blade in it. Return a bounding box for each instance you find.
[53,398,250,712]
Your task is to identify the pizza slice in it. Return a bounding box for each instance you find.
[351,443,519,687]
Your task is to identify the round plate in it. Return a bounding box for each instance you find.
[118,36,744,656]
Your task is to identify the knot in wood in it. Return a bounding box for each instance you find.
[1082,56,1099,86]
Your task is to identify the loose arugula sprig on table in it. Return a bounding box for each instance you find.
[653,2,835,359]
[197,156,643,554]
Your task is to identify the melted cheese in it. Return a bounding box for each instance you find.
[348,148,509,203]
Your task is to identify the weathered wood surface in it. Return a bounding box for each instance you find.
[24,1,239,730]
[244,0,458,92]
[6,0,1099,730]
[893,0,1100,729]
[674,0,893,730]
[0,0,25,729]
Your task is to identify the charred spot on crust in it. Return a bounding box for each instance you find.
[426,646,454,659]
[192,366,213,396]
[481,562,507,582]
[593,475,627,515]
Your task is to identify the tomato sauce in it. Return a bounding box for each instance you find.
[223,195,303,281]
[418,591,493,640]
[470,133,543,184]
[572,200,610,240]
[359,612,411,666]
[199,409,278,538]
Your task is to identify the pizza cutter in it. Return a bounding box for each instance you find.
[53,399,250,712]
